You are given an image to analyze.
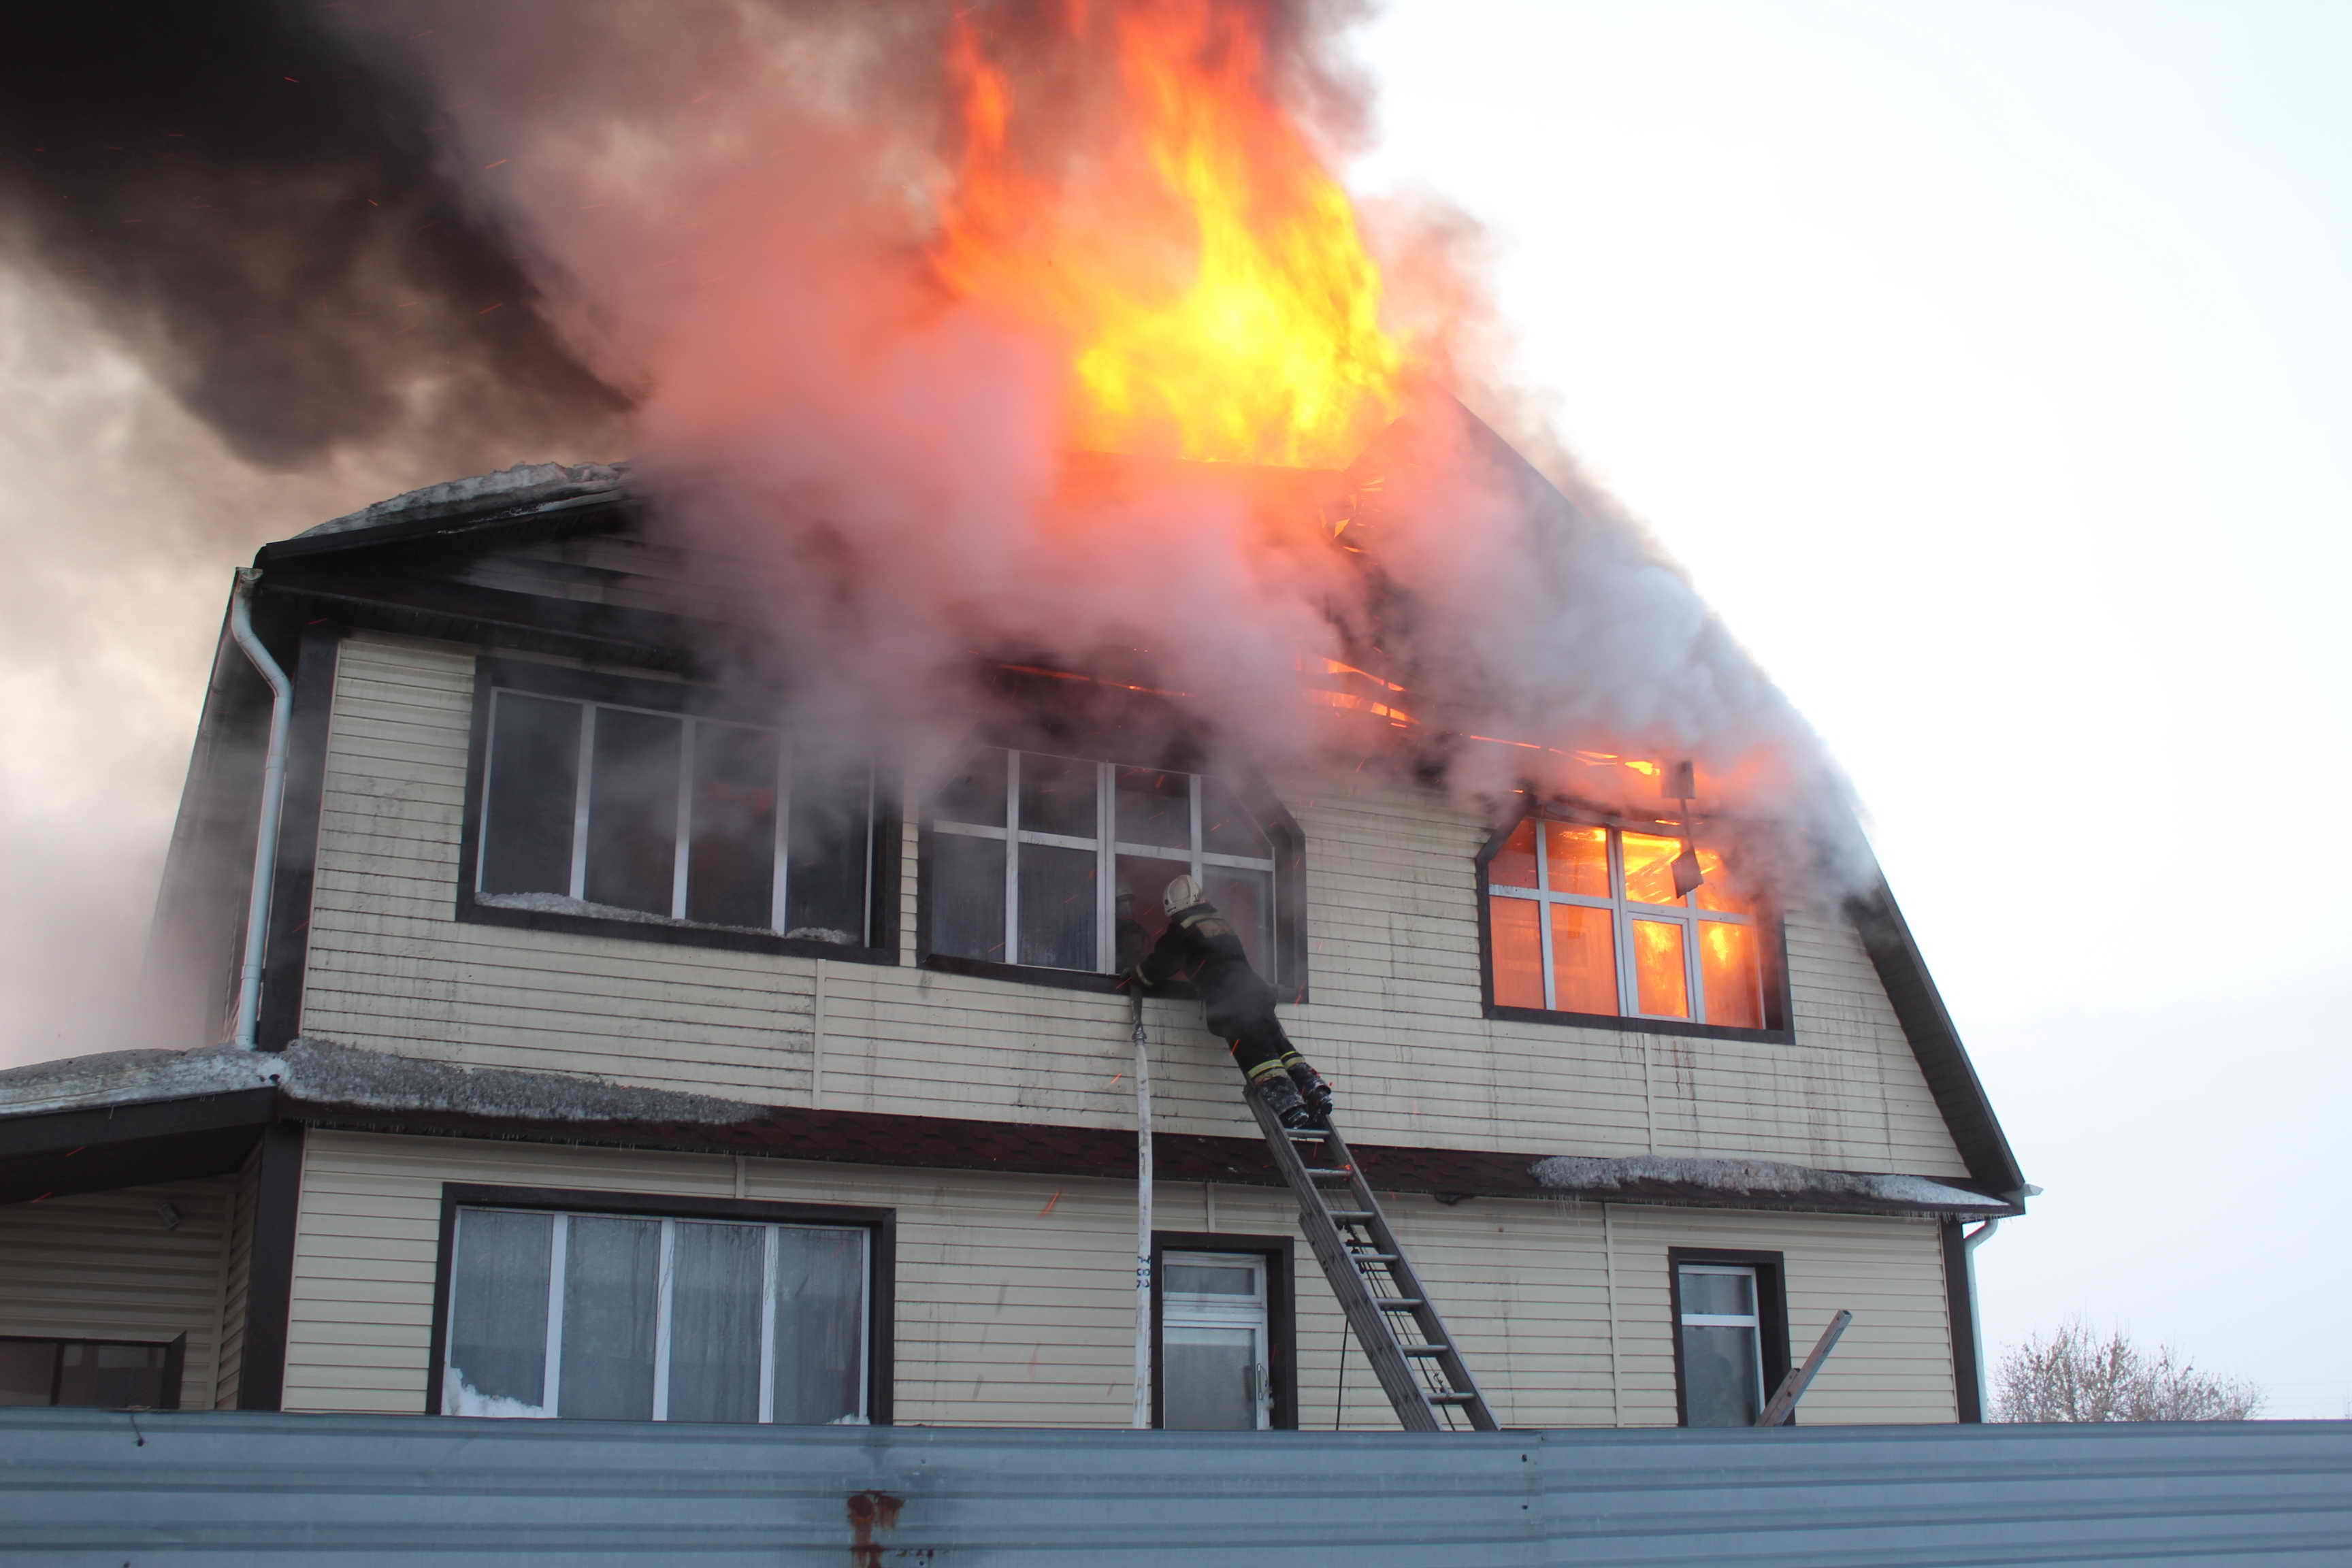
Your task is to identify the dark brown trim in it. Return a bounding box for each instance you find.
[256,622,344,1051]
[261,568,708,672]
[1943,1219,1983,1423]
[425,1182,896,1425]
[1845,882,2026,1196]
[159,1332,187,1411]
[252,489,630,567]
[1471,806,1793,1041]
[1150,1230,1298,1431]
[0,1088,276,1207]
[452,657,902,967]
[1666,1245,1792,1429]
[236,1120,304,1411]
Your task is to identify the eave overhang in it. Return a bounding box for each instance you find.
[0,1039,2020,1220]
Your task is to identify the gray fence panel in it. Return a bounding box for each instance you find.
[2,1411,2347,1566]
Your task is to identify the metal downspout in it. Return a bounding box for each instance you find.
[227,568,293,1050]
[1961,1217,2002,1419]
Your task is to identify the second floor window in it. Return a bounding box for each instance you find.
[928,749,1279,975]
[1487,817,1766,1028]
[478,689,873,942]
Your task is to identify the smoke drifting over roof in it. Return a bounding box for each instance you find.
[0,0,628,470]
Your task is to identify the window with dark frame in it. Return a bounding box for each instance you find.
[438,1204,873,1425]
[0,1335,181,1409]
[1487,817,1767,1028]
[928,749,1281,977]
[1669,1250,1791,1428]
[477,687,875,944]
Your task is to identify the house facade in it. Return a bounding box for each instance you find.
[0,459,2025,1431]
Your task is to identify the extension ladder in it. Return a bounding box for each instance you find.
[1245,1092,1500,1431]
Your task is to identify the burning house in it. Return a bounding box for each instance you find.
[0,0,2023,1437]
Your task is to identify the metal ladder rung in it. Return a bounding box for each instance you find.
[1369,1298,1423,1311]
[1400,1344,1450,1356]
[1428,1392,1482,1403]
[1345,1252,1399,1264]
[1303,1167,1352,1179]
[1328,1210,1377,1223]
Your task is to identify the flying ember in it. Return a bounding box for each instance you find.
[931,0,1403,469]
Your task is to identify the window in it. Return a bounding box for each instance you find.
[475,684,875,944]
[438,1205,872,1424]
[1669,1250,1791,1428]
[1486,817,1769,1029]
[1158,1252,1272,1429]
[0,1336,182,1409]
[928,750,1280,977]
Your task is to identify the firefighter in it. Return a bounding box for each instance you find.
[1124,875,1334,1130]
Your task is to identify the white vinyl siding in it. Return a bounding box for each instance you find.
[0,1177,236,1411]
[284,1130,1959,1428]
[299,631,1967,1179]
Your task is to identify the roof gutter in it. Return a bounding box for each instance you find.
[1961,1216,2002,1419]
[227,568,293,1050]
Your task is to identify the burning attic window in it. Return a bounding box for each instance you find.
[1487,817,1765,1030]
[929,749,1277,975]
[477,689,872,942]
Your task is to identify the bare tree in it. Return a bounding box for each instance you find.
[1994,1318,2264,1422]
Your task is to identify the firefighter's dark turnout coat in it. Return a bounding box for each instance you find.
[1134,901,1296,1080]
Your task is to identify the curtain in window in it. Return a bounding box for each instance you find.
[772,1228,866,1425]
[445,1208,553,1414]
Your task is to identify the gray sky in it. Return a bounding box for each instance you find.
[1,0,2340,1418]
[1350,0,2351,1416]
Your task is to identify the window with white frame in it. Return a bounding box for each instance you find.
[477,688,874,942]
[439,1206,870,1424]
[1159,1251,1271,1430]
[928,750,1279,975]
[1676,1262,1766,1426]
[1486,819,1765,1028]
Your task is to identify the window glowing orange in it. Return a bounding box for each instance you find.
[1490,894,1544,1009]
[1550,904,1619,1017]
[1692,847,1750,915]
[1632,920,1690,1018]
[1699,923,1763,1030]
[1543,823,1610,898]
[1490,819,1538,890]
[1622,832,1684,906]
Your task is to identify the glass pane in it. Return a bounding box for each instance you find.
[1489,820,1537,889]
[1018,752,1098,838]
[784,757,871,943]
[666,1222,766,1424]
[1116,766,1192,850]
[773,1228,866,1425]
[1490,896,1544,1009]
[446,1208,552,1415]
[1680,1268,1757,1318]
[1115,853,1192,968]
[1202,867,1272,973]
[54,1343,169,1409]
[1680,1323,1762,1426]
[584,708,684,915]
[1200,777,1271,858]
[934,749,1007,827]
[929,833,1006,961]
[1018,841,1098,969]
[1164,1263,1258,1296]
[1691,846,1752,914]
[1622,832,1684,905]
[1162,1326,1257,1429]
[480,693,581,896]
[685,723,779,929]
[559,1215,660,1420]
[1550,904,1620,1016]
[0,1341,54,1407]
[1699,921,1764,1030]
[1543,822,1610,898]
[1632,919,1690,1017]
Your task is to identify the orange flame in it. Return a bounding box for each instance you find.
[932,1,1401,469]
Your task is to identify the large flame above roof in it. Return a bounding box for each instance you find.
[929,0,1403,469]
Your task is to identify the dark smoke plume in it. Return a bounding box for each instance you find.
[0,0,630,470]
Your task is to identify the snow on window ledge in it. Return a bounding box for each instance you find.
[473,889,858,947]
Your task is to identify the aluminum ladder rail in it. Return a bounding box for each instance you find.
[1246,1093,1499,1432]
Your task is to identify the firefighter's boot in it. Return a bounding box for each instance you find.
[1286,1062,1335,1122]
[1250,1070,1315,1131]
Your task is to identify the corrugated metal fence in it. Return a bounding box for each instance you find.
[4,1410,2349,1565]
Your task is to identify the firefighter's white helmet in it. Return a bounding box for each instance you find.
[1162,874,1205,917]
